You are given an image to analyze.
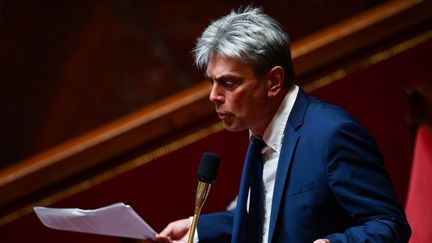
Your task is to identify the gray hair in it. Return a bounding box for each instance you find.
[193,6,295,87]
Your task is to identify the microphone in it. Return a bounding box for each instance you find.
[188,152,220,243]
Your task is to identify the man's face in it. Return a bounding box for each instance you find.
[206,54,271,134]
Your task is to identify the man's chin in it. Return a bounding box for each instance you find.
[222,121,246,132]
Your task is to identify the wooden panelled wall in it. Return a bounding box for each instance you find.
[1,0,432,242]
[1,0,387,168]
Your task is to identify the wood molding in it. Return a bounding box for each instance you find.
[0,82,213,209]
[292,0,431,77]
[0,0,431,213]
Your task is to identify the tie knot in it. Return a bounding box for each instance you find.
[252,136,266,152]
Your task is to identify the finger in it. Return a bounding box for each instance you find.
[162,221,190,239]
[159,222,177,237]
[154,234,172,243]
[159,225,171,236]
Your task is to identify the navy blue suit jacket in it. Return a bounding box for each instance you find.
[198,90,411,242]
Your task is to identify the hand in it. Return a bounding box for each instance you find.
[313,239,330,243]
[155,218,192,243]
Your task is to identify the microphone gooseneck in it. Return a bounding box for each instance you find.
[188,152,220,243]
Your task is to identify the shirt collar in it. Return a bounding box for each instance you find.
[249,85,299,153]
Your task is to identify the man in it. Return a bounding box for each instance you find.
[155,6,411,243]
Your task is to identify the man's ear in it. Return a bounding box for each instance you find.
[266,66,285,97]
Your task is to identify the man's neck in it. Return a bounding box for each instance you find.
[251,88,289,137]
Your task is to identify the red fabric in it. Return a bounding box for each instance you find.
[405,125,432,243]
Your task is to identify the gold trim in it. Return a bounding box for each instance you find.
[0,122,224,226]
[2,30,431,226]
[303,30,432,93]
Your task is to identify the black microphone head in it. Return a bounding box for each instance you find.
[197,152,220,183]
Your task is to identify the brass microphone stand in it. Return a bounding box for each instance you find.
[188,181,211,243]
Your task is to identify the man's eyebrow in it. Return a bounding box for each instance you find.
[204,74,242,82]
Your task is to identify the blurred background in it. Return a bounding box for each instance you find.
[1,0,389,167]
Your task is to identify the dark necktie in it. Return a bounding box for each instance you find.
[247,137,266,243]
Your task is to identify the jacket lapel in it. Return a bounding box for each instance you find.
[268,89,309,242]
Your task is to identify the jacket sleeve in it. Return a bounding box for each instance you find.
[197,210,233,243]
[324,121,411,242]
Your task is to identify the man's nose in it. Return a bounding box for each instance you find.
[209,83,223,103]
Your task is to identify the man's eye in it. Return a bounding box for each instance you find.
[224,81,235,86]
[221,80,240,90]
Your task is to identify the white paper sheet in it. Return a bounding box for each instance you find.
[34,202,156,240]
